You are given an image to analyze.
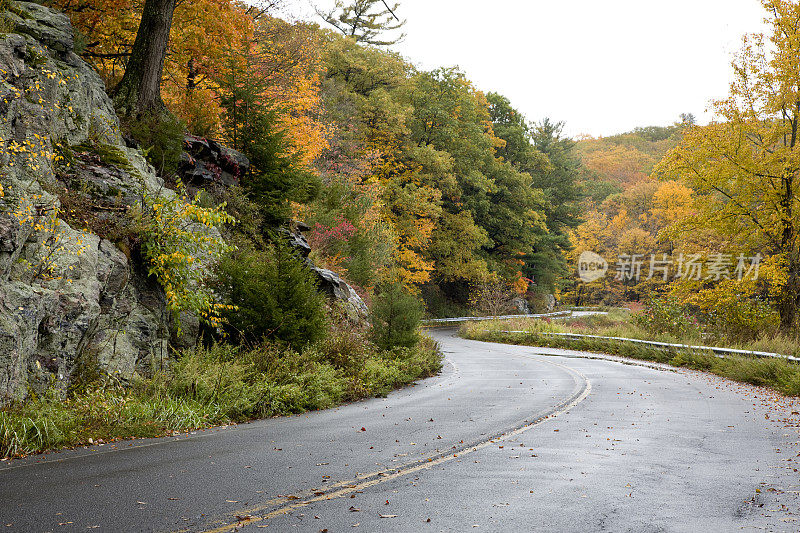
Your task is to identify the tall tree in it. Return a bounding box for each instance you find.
[113,0,176,115]
[487,92,550,175]
[317,0,405,45]
[523,118,583,289]
[655,0,800,330]
[218,40,320,227]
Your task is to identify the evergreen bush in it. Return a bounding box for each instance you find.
[369,283,423,350]
[215,240,327,347]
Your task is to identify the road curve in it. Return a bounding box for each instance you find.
[1,329,798,532]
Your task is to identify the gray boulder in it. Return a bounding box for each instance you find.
[511,297,531,314]
[313,267,369,322]
[3,1,74,56]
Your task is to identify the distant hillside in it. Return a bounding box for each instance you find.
[564,124,691,304]
[575,125,684,203]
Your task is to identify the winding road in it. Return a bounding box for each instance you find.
[1,329,799,532]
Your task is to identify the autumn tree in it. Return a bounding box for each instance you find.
[303,33,426,288]
[217,41,320,227]
[317,0,405,45]
[655,0,800,330]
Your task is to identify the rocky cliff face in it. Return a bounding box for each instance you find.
[0,2,169,402]
[0,2,369,404]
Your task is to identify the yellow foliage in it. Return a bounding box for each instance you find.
[139,187,236,332]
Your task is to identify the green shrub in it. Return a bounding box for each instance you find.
[370,283,423,350]
[122,113,185,178]
[215,240,327,347]
[634,294,700,338]
[702,295,779,343]
[316,326,369,375]
[137,185,235,331]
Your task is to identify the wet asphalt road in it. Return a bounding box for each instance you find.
[1,329,799,532]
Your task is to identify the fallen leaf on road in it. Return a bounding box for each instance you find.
[349,506,360,512]
[380,514,398,518]
[226,500,239,503]
[136,502,147,505]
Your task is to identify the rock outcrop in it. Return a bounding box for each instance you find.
[312,267,369,321]
[179,135,249,188]
[0,2,370,403]
[510,297,531,315]
[281,222,369,322]
[0,2,168,402]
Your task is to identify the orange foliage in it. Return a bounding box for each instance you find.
[250,18,327,167]
[54,0,325,151]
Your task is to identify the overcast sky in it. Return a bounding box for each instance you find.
[280,0,769,138]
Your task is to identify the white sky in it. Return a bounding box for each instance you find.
[280,0,769,138]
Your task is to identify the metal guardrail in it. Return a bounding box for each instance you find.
[499,331,800,363]
[437,311,800,363]
[422,311,571,325]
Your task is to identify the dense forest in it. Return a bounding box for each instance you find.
[46,0,585,316]
[0,0,587,455]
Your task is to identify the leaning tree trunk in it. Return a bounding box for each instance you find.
[777,169,799,332]
[779,256,800,331]
[113,0,176,117]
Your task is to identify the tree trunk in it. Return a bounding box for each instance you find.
[779,256,800,331]
[113,0,176,117]
[186,57,196,95]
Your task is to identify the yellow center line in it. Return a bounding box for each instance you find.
[191,358,591,533]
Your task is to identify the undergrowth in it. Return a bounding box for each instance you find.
[0,335,441,459]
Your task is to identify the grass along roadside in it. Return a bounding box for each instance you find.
[0,335,441,459]
[460,311,800,397]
